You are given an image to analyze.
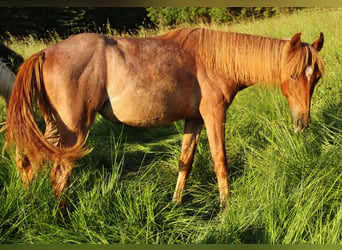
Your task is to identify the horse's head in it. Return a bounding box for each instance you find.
[280,32,324,133]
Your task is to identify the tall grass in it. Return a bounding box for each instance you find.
[0,8,342,244]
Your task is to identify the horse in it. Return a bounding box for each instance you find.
[0,43,24,73]
[5,28,324,209]
[0,59,15,105]
[0,43,23,105]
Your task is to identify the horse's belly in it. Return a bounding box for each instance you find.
[99,91,199,127]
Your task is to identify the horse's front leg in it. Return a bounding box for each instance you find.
[173,119,203,205]
[199,99,229,207]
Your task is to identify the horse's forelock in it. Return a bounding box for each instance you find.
[282,42,324,81]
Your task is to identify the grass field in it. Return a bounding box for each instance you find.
[0,8,342,244]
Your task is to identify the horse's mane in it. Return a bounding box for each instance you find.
[0,59,15,102]
[198,29,324,85]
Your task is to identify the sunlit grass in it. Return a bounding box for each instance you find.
[0,8,342,244]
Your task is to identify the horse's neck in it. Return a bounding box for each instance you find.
[232,48,285,87]
[197,30,286,87]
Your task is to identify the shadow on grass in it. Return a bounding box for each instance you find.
[79,116,181,174]
[72,116,227,217]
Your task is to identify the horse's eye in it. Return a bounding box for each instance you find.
[290,75,297,81]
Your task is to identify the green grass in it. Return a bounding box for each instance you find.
[1,8,342,244]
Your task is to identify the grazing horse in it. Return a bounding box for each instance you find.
[0,60,15,105]
[5,28,324,208]
[0,43,24,73]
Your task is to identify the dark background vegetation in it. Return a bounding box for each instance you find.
[0,7,302,39]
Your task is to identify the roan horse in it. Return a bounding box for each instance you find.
[5,28,324,209]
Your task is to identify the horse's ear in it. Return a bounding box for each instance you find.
[288,32,302,50]
[312,32,324,51]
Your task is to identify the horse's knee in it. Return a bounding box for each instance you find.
[17,155,34,187]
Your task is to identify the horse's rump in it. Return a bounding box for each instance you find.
[5,52,89,171]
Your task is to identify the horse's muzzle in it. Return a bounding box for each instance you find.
[293,115,310,133]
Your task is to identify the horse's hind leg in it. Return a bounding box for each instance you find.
[16,152,34,187]
[49,128,81,209]
[50,159,74,210]
[43,120,71,208]
[15,120,61,188]
[173,119,203,205]
[49,121,91,210]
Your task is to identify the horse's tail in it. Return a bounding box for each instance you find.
[5,52,90,171]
